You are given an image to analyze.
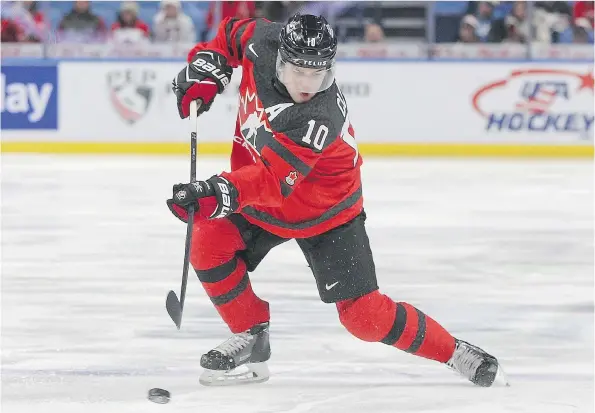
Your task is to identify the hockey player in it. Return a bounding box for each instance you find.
[168,14,508,387]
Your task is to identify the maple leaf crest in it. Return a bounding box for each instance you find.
[285,171,298,186]
[238,88,272,151]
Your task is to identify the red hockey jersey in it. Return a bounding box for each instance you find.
[187,18,363,239]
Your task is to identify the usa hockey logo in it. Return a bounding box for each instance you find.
[107,69,156,124]
[471,69,594,136]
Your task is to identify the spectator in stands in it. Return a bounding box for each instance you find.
[1,18,22,42]
[111,1,150,44]
[556,13,578,42]
[573,17,595,43]
[364,22,385,43]
[503,2,530,43]
[58,1,107,43]
[15,1,47,42]
[153,0,196,43]
[458,14,480,43]
[503,15,526,43]
[551,12,594,43]
[533,1,572,42]
[573,1,594,27]
[205,1,256,40]
[535,1,573,16]
[466,1,502,42]
[0,1,47,42]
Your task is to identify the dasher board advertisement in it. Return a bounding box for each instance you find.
[1,61,592,155]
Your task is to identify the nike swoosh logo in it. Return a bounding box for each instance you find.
[325,281,339,291]
[248,43,259,58]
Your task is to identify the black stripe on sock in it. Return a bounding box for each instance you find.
[210,272,249,306]
[380,303,407,345]
[195,258,237,283]
[404,309,427,354]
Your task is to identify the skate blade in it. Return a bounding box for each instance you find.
[199,362,270,386]
[493,363,511,387]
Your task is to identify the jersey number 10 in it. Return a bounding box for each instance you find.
[301,92,359,166]
[302,120,329,151]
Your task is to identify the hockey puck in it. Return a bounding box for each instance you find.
[148,388,170,404]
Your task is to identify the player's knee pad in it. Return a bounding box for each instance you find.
[336,290,397,342]
[190,218,246,270]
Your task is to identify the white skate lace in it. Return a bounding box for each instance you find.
[214,333,252,356]
[447,343,483,380]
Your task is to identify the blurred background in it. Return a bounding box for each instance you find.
[1,1,594,54]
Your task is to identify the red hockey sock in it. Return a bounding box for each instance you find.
[190,219,269,333]
[336,291,455,363]
[198,257,269,333]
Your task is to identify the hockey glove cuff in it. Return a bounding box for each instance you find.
[167,176,239,222]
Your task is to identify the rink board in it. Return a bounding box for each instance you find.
[1,60,593,157]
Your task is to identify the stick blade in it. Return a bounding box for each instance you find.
[166,290,182,329]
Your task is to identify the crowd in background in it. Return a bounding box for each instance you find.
[450,1,594,44]
[1,1,593,45]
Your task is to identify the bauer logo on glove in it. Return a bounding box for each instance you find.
[167,176,239,222]
[191,54,231,88]
[172,50,233,119]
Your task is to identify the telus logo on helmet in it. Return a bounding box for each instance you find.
[300,60,328,67]
[192,59,230,88]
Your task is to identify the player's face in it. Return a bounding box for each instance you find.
[282,65,327,103]
[276,54,335,104]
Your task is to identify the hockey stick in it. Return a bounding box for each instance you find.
[166,100,200,329]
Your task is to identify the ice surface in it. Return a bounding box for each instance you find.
[1,155,593,413]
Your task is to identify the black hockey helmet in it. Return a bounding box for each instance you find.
[279,13,337,68]
[276,14,338,95]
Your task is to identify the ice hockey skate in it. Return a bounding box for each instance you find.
[199,322,271,386]
[446,339,510,387]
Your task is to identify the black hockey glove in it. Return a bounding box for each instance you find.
[172,50,233,119]
[166,176,239,222]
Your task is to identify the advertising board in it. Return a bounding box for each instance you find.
[1,64,58,130]
[1,61,592,157]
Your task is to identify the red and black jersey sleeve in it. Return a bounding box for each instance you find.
[186,17,258,67]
